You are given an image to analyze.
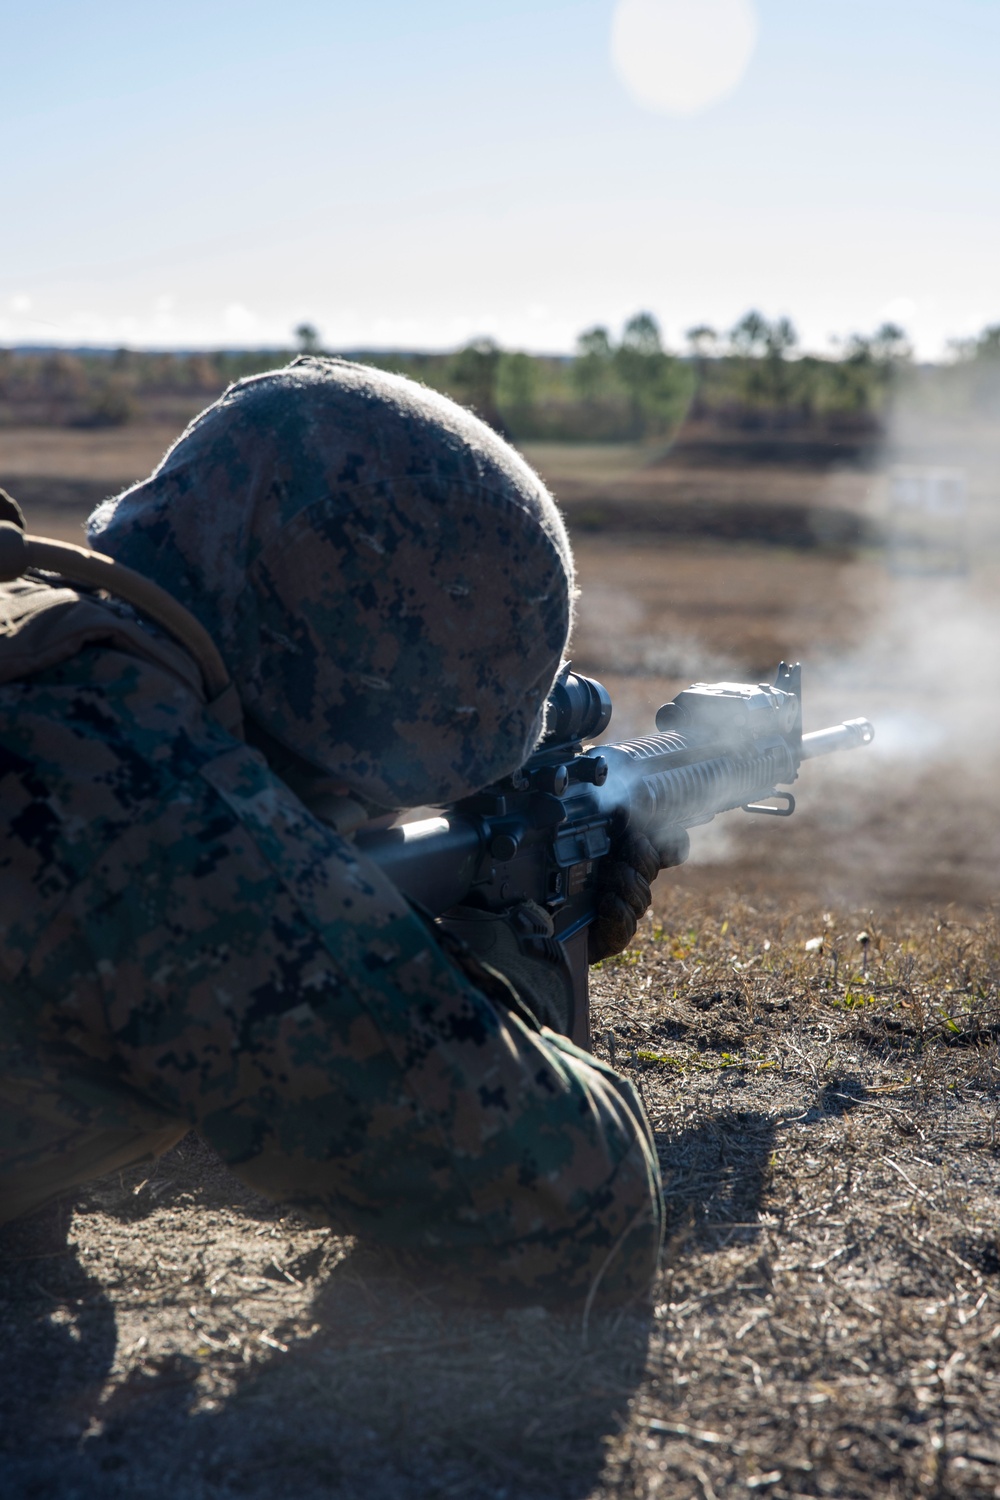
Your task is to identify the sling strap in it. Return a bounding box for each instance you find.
[0,518,243,737]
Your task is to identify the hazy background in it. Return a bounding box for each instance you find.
[3,0,999,356]
[7,15,1000,1494]
[3,0,1000,912]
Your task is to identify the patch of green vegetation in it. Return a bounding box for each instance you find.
[608,949,644,968]
[20,306,1000,445]
[830,990,878,1010]
[636,1048,777,1074]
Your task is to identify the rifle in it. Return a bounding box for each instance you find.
[356,663,873,1049]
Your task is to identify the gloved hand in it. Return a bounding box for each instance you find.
[587,827,690,963]
[438,899,576,1036]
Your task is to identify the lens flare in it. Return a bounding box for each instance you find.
[611,0,759,117]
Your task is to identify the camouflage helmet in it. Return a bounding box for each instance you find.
[88,357,574,807]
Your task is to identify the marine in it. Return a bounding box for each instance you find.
[0,357,664,1305]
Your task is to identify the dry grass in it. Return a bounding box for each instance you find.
[2,425,878,552]
[0,425,181,483]
[3,429,1000,1494]
[524,442,876,520]
[571,535,873,683]
[4,892,1000,1499]
[592,892,1000,1499]
[0,423,181,546]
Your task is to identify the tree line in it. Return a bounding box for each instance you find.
[2,313,999,441]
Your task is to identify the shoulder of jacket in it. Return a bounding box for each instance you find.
[0,577,205,702]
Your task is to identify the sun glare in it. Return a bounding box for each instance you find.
[611,0,759,117]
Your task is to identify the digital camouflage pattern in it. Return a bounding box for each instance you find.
[88,357,575,809]
[0,625,662,1300]
[0,360,663,1302]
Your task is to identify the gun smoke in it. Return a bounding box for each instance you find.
[569,387,1000,911]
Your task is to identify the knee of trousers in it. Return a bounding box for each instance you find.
[0,1121,189,1225]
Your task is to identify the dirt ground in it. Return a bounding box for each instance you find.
[3,429,1000,1497]
[4,899,1000,1499]
[0,428,880,550]
[571,531,1000,913]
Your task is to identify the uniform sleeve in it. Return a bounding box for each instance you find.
[31,744,663,1305]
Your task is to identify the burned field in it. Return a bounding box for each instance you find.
[3,427,1000,1497]
[591,894,1000,1499]
[4,899,1000,1500]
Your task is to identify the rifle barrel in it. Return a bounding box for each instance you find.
[800,717,875,760]
[356,814,481,911]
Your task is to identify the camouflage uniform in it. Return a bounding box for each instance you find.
[0,359,663,1304]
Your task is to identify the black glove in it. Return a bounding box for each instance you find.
[587,827,690,963]
[438,900,576,1036]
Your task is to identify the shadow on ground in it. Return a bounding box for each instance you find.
[655,1108,778,1248]
[1,1149,652,1500]
[653,1078,875,1253]
[0,1200,118,1476]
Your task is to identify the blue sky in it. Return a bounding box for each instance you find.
[2,0,998,355]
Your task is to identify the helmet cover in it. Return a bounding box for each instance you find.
[89,357,574,807]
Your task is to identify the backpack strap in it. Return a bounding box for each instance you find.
[0,489,25,530]
[0,520,243,737]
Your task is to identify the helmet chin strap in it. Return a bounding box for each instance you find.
[0,520,243,736]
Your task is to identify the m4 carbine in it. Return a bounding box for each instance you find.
[357,664,873,1049]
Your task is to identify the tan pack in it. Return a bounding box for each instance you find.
[0,511,242,736]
